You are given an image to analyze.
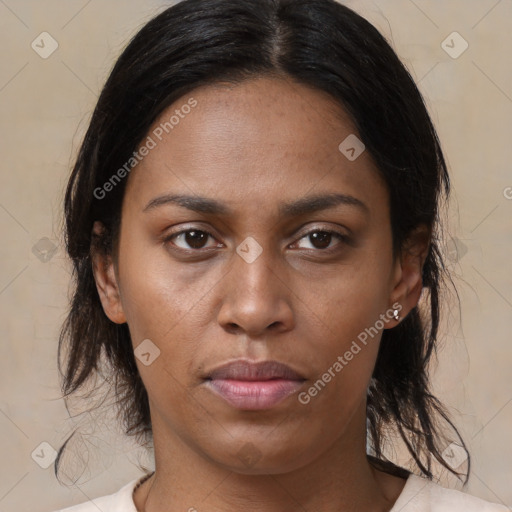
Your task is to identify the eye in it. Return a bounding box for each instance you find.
[163,227,349,254]
[164,228,220,251]
[293,229,348,251]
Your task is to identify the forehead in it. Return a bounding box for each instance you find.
[123,76,388,219]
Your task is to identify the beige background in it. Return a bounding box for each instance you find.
[0,0,511,510]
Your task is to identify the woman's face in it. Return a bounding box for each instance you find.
[94,76,424,474]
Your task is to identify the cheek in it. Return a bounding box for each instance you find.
[117,233,218,339]
[301,249,391,337]
[294,250,392,399]
[116,239,228,403]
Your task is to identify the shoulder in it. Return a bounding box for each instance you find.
[52,476,142,512]
[392,474,511,512]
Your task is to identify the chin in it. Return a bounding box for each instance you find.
[207,438,314,475]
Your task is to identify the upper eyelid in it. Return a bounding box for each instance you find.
[166,223,349,237]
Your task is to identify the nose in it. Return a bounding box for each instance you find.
[216,244,295,337]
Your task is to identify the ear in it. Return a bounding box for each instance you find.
[90,221,127,324]
[387,224,431,325]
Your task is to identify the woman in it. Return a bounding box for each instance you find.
[53,0,509,510]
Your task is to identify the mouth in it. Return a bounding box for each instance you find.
[203,359,306,410]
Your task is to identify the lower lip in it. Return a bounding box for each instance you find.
[205,378,304,410]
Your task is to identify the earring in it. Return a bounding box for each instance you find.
[393,309,401,322]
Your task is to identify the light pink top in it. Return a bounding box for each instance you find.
[55,473,510,511]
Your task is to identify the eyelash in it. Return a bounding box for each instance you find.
[162,227,349,255]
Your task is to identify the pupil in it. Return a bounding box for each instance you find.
[186,230,207,249]
[311,231,331,249]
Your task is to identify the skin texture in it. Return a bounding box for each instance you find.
[91,76,430,512]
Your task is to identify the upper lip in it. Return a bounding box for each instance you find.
[205,360,305,381]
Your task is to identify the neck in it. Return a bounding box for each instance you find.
[134,402,407,512]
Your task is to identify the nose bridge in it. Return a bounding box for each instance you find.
[231,234,281,302]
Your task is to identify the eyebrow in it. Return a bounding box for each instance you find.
[142,192,369,217]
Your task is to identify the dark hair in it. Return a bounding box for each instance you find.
[56,0,469,484]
